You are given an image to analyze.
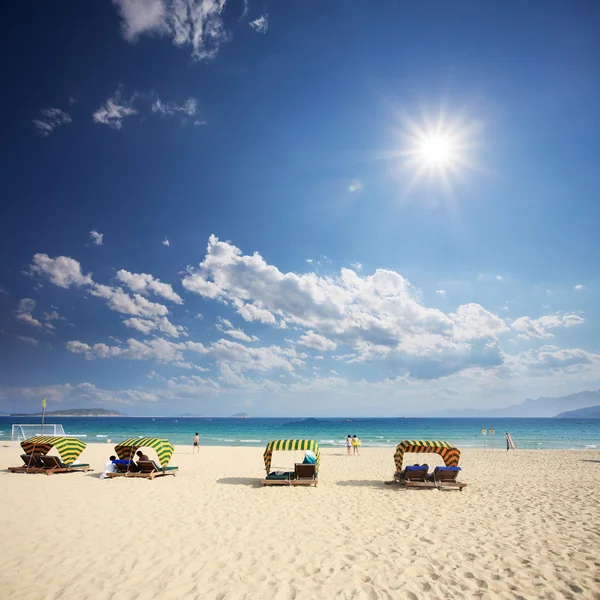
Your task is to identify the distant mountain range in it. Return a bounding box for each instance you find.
[555,405,600,419]
[231,412,251,418]
[429,389,600,418]
[10,408,125,417]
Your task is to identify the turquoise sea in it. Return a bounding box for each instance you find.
[1,416,599,450]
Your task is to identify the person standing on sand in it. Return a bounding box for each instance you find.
[193,432,200,454]
[352,435,361,455]
[346,434,352,456]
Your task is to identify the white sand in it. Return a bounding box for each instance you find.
[0,443,599,599]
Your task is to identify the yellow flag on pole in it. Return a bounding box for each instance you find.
[42,397,47,409]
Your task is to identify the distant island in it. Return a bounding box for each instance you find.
[554,405,600,419]
[10,408,125,417]
[231,412,251,418]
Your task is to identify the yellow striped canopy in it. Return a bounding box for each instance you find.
[21,436,86,466]
[263,439,320,474]
[114,437,175,468]
[394,440,460,472]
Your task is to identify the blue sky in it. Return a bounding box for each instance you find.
[1,0,599,416]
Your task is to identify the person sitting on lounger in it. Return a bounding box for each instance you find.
[136,450,150,464]
[100,455,118,479]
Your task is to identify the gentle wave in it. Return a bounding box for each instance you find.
[96,434,108,438]
[239,439,262,443]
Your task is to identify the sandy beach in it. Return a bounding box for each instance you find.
[1,444,599,600]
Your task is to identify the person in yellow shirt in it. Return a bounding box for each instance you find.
[351,434,361,455]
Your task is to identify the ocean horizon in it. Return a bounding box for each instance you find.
[2,416,598,450]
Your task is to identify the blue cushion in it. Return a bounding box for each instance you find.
[113,459,134,466]
[434,466,461,472]
[405,465,428,471]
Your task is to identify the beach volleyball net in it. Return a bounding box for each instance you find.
[11,424,65,446]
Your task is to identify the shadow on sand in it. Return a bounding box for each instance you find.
[335,479,390,489]
[580,460,600,464]
[217,477,263,487]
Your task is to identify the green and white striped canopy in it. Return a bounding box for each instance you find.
[21,436,86,466]
[263,439,320,474]
[114,437,175,468]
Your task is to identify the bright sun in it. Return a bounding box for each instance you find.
[418,135,454,165]
[392,108,482,197]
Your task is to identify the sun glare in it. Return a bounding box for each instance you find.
[390,107,482,198]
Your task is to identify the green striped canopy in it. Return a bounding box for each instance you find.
[263,439,320,474]
[115,437,175,468]
[394,440,460,472]
[21,436,86,466]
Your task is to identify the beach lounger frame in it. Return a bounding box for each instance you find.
[107,460,178,480]
[36,455,91,475]
[8,454,46,474]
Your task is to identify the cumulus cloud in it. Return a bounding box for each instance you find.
[574,284,585,291]
[33,108,72,137]
[435,289,446,297]
[65,335,303,381]
[298,331,337,352]
[89,230,104,245]
[116,269,183,304]
[351,262,362,271]
[93,88,138,129]
[113,0,228,61]
[29,254,93,288]
[29,252,184,338]
[163,238,170,246]
[249,14,268,34]
[511,314,584,340]
[496,275,503,281]
[181,235,516,379]
[123,316,186,338]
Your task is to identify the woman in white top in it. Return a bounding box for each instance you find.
[346,435,352,456]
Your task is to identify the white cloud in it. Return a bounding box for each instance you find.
[89,230,104,246]
[249,14,268,34]
[29,254,93,288]
[163,238,170,246]
[180,235,519,379]
[215,317,259,342]
[496,275,503,281]
[123,316,186,338]
[511,314,584,340]
[17,335,39,346]
[33,108,72,137]
[435,289,446,297]
[151,96,197,117]
[351,262,363,272]
[574,284,585,291]
[195,313,203,319]
[298,331,337,352]
[89,284,169,319]
[306,259,313,264]
[16,298,46,329]
[113,0,228,61]
[0,284,7,295]
[116,269,183,304]
[93,89,138,129]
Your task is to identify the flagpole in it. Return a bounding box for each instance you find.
[41,397,47,436]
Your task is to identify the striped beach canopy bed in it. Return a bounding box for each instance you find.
[109,437,178,480]
[262,439,320,487]
[391,440,466,491]
[9,436,90,475]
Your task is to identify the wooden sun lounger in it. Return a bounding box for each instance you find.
[392,466,466,491]
[393,465,429,484]
[262,471,295,486]
[8,454,45,474]
[107,460,178,480]
[39,455,91,475]
[292,463,318,486]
